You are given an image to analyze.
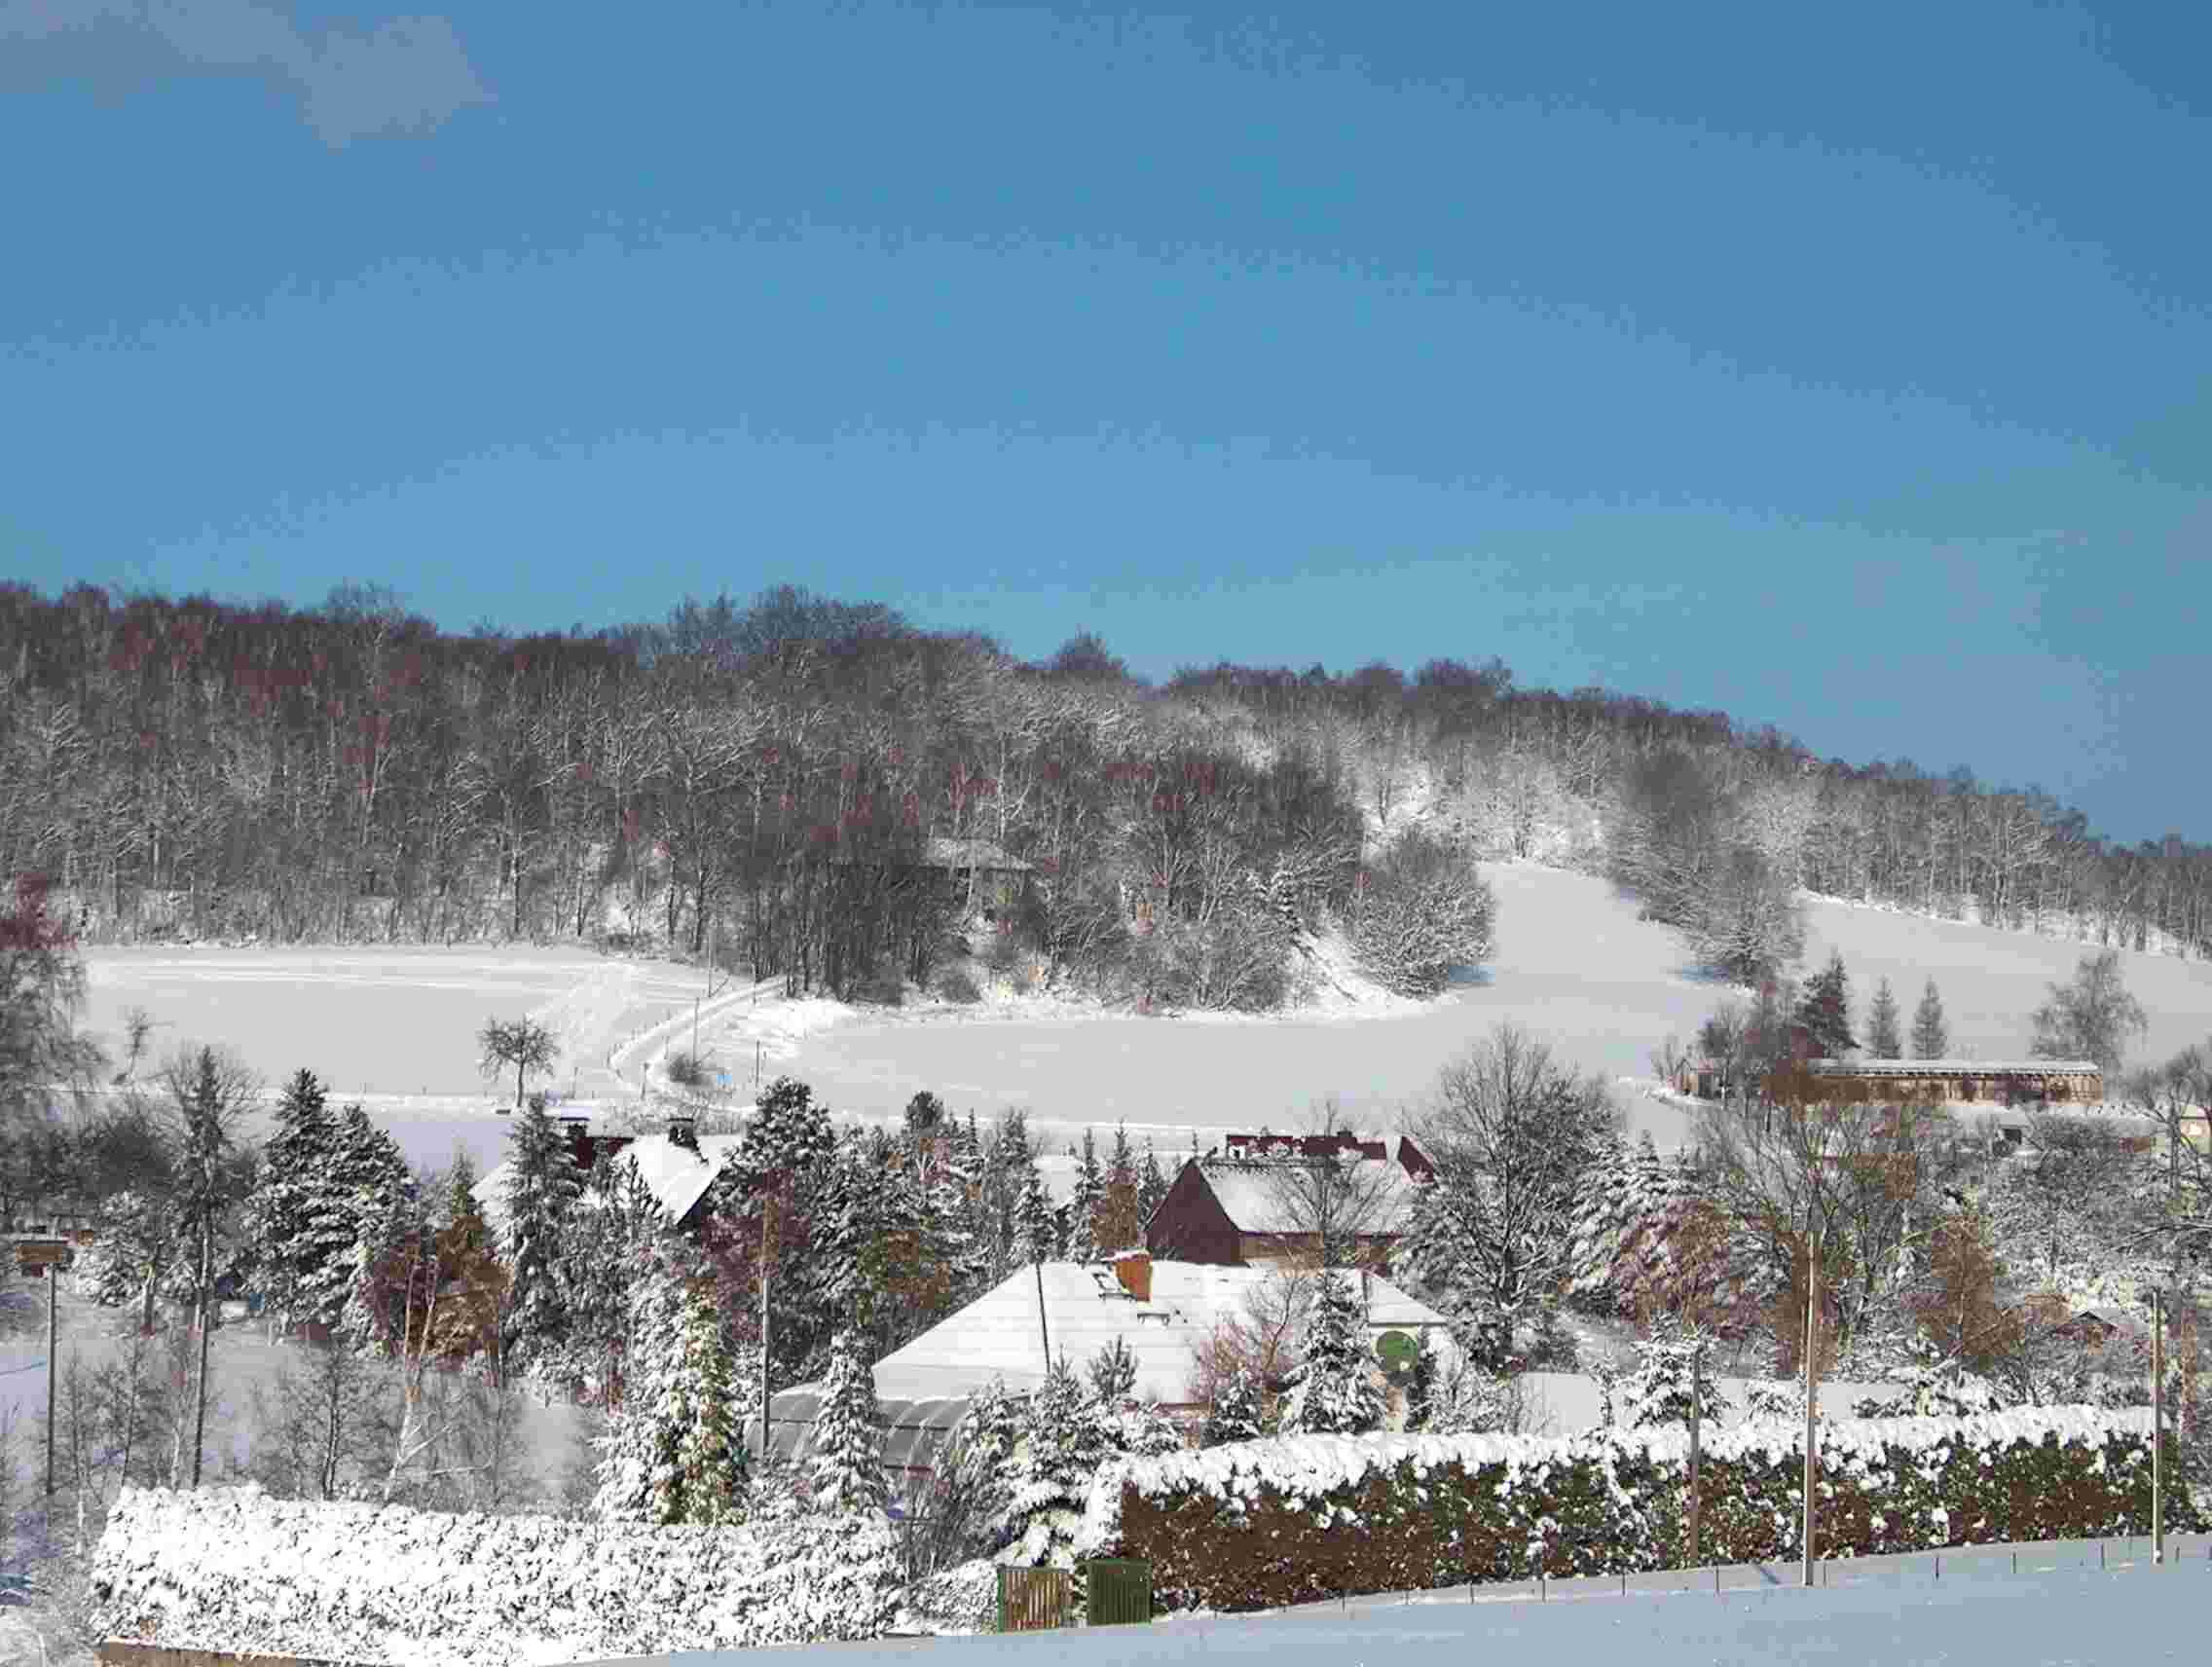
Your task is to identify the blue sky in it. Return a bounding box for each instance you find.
[3,2,2206,845]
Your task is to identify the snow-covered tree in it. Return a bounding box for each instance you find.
[1794,950,1856,1057]
[1199,1364,1263,1446]
[592,1257,748,1525]
[1601,1315,1724,1429]
[244,1068,338,1332]
[2029,948,2150,1076]
[1011,1167,1055,1268]
[1850,1341,2009,1419]
[1065,1128,1105,1262]
[301,1102,414,1337]
[1864,977,1904,1059]
[1137,1140,1170,1229]
[498,1095,582,1371]
[1911,978,1950,1059]
[1423,1347,1516,1435]
[555,1153,664,1402]
[1001,1356,1110,1566]
[1278,1272,1382,1435]
[808,1328,887,1514]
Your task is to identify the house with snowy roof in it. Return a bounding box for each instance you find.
[474,1115,738,1237]
[1145,1140,1423,1268]
[745,1250,1449,1488]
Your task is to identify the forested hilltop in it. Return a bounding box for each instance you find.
[1,581,2204,1006]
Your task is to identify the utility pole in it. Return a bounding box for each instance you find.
[2150,1281,2167,1565]
[1802,1237,1820,1588]
[1034,1257,1051,1373]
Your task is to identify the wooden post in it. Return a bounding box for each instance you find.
[1802,1238,1819,1588]
[758,1193,775,1466]
[1687,1340,1703,1568]
[45,1257,56,1498]
[2153,1287,2164,1565]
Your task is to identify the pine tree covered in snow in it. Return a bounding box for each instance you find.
[1064,1128,1105,1262]
[1199,1364,1264,1446]
[1794,949,1857,1057]
[1279,1272,1382,1435]
[934,1377,1023,1554]
[668,1282,749,1525]
[245,1068,339,1331]
[498,1096,583,1371]
[1137,1140,1170,1229]
[1423,1347,1515,1435]
[808,1328,888,1514]
[725,1076,838,1197]
[1865,976,1904,1058]
[307,1102,416,1339]
[1912,978,1950,1058]
[1011,1167,1055,1268]
[592,1256,749,1525]
[556,1153,665,1403]
[1602,1315,1723,1429]
[1097,1122,1143,1252]
[1001,1355,1111,1566]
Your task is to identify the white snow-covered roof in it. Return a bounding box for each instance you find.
[472,1130,744,1234]
[871,1260,1447,1407]
[1196,1160,1419,1235]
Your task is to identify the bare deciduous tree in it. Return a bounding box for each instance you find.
[1404,1024,1618,1361]
[2029,948,2150,1077]
[477,1016,559,1110]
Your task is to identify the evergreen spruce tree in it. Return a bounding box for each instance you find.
[808,1327,888,1513]
[1865,977,1904,1059]
[1136,1140,1170,1227]
[1086,1336,1138,1403]
[245,1068,338,1333]
[1011,1167,1055,1267]
[729,1076,838,1195]
[442,1149,484,1240]
[668,1280,748,1524]
[1097,1122,1143,1251]
[1002,1355,1110,1565]
[558,1153,664,1402]
[1065,1129,1106,1262]
[1607,1315,1719,1429]
[1911,978,1950,1059]
[498,1094,584,1371]
[1793,950,1857,1057]
[938,1377,1022,1552]
[591,1256,689,1523]
[1199,1364,1264,1446]
[300,1102,415,1335]
[1279,1272,1383,1435]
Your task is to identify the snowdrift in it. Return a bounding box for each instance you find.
[87,1487,902,1666]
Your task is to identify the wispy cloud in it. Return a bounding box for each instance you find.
[1,1,491,145]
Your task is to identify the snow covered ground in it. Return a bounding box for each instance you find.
[556,1546,2212,1667]
[77,864,2212,1176]
[0,1275,589,1493]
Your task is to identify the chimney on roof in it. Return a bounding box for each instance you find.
[1112,1249,1152,1304]
[668,1115,698,1153]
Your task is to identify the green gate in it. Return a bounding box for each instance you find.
[1085,1559,1154,1626]
[996,1567,1072,1632]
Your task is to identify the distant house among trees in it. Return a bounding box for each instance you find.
[1670,1056,2105,1107]
[1145,1136,1424,1268]
[825,834,1034,913]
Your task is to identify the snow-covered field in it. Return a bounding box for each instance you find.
[613,1550,2212,1667]
[77,865,2212,1175]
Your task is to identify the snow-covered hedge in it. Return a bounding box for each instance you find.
[1077,1407,2202,1613]
[88,1485,902,1665]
